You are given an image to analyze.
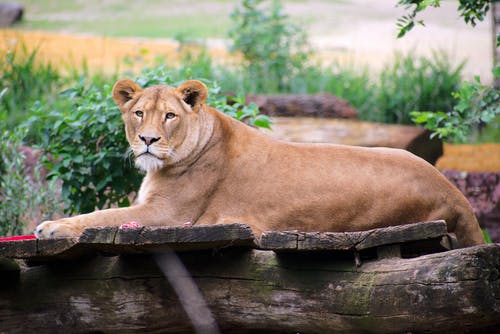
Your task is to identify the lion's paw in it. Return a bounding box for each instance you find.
[35,219,84,239]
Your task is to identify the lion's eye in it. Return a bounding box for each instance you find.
[165,112,176,120]
[134,110,144,118]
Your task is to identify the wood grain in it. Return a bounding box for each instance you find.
[0,245,498,333]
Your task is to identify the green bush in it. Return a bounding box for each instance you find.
[26,77,138,214]
[411,69,500,143]
[228,0,310,93]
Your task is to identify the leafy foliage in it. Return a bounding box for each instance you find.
[457,0,491,28]
[229,0,310,93]
[396,0,495,45]
[396,0,441,38]
[27,78,140,214]
[210,83,271,129]
[411,71,500,143]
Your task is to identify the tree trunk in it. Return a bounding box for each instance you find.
[0,248,498,333]
[261,117,443,165]
[245,93,358,119]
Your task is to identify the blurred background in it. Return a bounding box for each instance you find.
[0,0,493,79]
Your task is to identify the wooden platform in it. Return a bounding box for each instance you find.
[1,221,499,333]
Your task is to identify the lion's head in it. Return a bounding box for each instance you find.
[112,79,214,173]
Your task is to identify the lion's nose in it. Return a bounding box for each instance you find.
[139,135,161,146]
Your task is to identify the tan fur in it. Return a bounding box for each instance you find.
[35,80,486,247]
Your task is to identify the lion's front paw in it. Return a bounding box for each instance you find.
[35,218,84,239]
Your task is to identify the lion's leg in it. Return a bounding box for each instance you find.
[35,205,167,239]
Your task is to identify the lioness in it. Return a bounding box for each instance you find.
[35,79,485,247]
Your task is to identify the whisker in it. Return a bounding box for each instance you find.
[123,147,136,167]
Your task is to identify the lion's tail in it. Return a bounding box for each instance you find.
[453,206,486,247]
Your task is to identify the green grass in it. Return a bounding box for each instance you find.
[17,0,234,39]
[0,46,63,131]
[21,16,232,39]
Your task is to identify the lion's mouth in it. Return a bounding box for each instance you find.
[136,151,163,160]
[134,151,166,172]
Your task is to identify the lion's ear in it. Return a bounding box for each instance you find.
[112,79,142,111]
[176,80,208,112]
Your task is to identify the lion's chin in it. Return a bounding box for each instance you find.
[135,154,165,173]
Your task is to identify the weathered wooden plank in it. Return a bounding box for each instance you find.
[0,221,449,262]
[355,220,447,250]
[0,239,38,259]
[0,245,498,333]
[261,117,443,164]
[0,224,257,262]
[135,223,254,245]
[260,220,448,252]
[79,226,118,244]
[37,238,79,256]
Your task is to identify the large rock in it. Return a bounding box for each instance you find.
[246,93,358,119]
[262,117,443,165]
[0,3,23,27]
[442,170,500,242]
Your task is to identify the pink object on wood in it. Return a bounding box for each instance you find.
[119,221,142,229]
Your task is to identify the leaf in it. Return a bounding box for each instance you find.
[253,115,272,129]
[493,66,500,78]
[95,178,109,192]
[410,113,429,124]
[73,155,84,164]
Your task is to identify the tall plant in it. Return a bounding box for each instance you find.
[0,131,60,236]
[0,45,61,132]
[373,52,463,124]
[229,0,310,93]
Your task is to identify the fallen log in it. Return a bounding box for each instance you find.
[261,117,443,165]
[0,222,498,333]
[245,93,358,119]
[0,245,498,333]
